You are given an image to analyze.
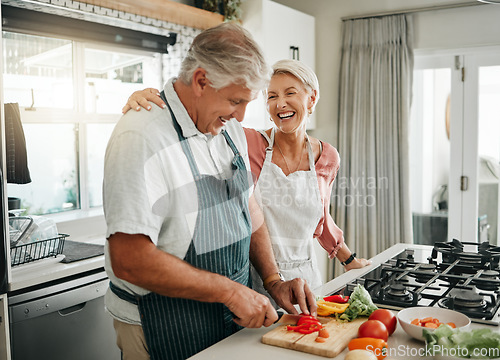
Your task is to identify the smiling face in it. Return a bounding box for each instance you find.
[191,69,256,135]
[266,73,316,133]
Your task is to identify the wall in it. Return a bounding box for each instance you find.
[266,0,500,280]
[272,0,500,147]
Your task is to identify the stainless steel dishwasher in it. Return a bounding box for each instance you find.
[8,269,120,360]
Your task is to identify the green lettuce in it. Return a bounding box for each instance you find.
[424,325,500,358]
[337,284,378,322]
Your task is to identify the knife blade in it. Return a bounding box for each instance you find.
[276,312,332,325]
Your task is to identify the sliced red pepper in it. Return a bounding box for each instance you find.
[297,315,318,322]
[323,295,349,303]
[297,323,322,334]
[297,317,322,327]
[287,318,324,335]
[286,324,313,332]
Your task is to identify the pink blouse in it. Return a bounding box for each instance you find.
[244,128,344,259]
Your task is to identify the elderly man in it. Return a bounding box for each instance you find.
[103,22,317,360]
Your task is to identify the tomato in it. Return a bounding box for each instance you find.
[368,309,397,335]
[318,328,330,339]
[358,320,389,341]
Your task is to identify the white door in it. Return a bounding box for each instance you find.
[461,52,500,244]
[410,47,500,245]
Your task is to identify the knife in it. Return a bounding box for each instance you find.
[276,311,332,325]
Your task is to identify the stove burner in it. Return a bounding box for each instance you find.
[433,239,500,269]
[453,289,485,307]
[419,264,437,271]
[450,289,487,310]
[413,264,437,283]
[480,270,500,280]
[353,243,500,325]
[385,283,413,302]
[473,270,500,291]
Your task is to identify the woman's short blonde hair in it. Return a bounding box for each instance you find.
[271,59,320,113]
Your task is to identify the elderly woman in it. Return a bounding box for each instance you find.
[123,59,370,302]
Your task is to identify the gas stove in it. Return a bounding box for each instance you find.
[335,239,500,325]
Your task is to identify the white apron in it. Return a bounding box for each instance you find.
[251,128,323,303]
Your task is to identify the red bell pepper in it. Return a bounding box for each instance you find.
[323,294,349,303]
[297,323,322,334]
[297,316,321,327]
[286,315,324,335]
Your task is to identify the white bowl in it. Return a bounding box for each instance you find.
[397,307,470,341]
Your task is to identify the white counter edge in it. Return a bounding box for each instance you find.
[9,255,105,292]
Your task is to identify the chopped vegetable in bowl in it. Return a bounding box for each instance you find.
[397,306,470,341]
[412,317,456,329]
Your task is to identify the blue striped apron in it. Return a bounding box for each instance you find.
[111,92,252,359]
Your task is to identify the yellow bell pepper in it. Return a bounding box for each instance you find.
[316,300,350,316]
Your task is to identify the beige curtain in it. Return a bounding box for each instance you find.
[333,15,414,276]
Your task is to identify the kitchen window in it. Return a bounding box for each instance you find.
[3,31,164,215]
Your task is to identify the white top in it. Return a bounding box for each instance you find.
[102,78,252,324]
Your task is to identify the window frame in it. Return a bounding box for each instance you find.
[4,33,165,235]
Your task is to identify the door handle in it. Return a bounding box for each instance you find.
[460,176,469,191]
[58,302,87,316]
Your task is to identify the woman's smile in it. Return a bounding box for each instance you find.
[267,73,314,133]
[277,111,296,120]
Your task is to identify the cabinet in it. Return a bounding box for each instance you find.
[241,0,316,130]
[241,1,327,283]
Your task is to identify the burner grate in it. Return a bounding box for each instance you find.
[340,241,500,326]
[433,239,500,269]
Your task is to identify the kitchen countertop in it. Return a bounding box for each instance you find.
[9,237,105,292]
[188,314,492,360]
[189,243,500,360]
[8,240,500,359]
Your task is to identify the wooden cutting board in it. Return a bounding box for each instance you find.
[262,317,367,358]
